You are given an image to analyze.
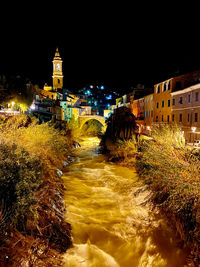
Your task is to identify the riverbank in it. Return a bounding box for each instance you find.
[101,126,200,266]
[0,115,75,266]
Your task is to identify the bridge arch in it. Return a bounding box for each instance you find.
[78,116,107,132]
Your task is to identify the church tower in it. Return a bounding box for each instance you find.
[52,48,63,91]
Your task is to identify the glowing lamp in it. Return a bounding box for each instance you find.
[30,104,35,110]
[192,127,196,132]
[147,126,151,130]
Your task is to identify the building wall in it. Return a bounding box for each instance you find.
[43,84,52,91]
[153,70,200,124]
[80,106,92,115]
[40,89,57,100]
[171,83,200,142]
[144,94,154,125]
[153,79,172,123]
[132,97,144,120]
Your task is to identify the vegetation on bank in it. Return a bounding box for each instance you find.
[0,115,75,266]
[101,122,200,265]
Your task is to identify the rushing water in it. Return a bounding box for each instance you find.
[63,137,189,267]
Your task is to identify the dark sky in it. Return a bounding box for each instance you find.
[0,3,199,94]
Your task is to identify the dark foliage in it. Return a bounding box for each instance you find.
[105,107,138,140]
[0,143,42,232]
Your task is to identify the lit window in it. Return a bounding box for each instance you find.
[106,94,112,100]
[86,90,91,95]
[168,99,170,107]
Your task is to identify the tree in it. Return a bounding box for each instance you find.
[105,107,138,140]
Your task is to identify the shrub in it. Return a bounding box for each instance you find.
[136,125,200,264]
[0,143,42,231]
[0,115,73,265]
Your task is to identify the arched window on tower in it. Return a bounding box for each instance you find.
[58,79,60,84]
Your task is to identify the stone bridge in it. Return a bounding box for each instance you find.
[78,115,107,131]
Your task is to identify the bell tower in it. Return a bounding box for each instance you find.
[52,48,63,91]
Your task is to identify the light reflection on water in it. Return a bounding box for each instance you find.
[63,137,189,267]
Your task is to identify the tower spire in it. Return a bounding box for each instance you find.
[54,47,61,60]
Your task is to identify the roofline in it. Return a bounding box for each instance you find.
[171,83,200,96]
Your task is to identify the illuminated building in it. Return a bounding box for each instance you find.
[144,94,154,126]
[52,48,63,91]
[153,70,200,123]
[171,83,200,142]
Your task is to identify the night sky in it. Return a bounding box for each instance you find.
[0,4,199,94]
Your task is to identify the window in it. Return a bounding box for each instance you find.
[163,83,167,91]
[157,85,160,93]
[188,113,190,122]
[188,94,191,103]
[179,113,182,122]
[156,102,159,108]
[172,98,175,105]
[168,99,170,107]
[195,92,199,101]
[168,81,171,90]
[179,96,183,104]
[195,113,198,122]
[172,114,175,121]
[162,100,164,107]
[167,115,170,122]
[162,115,164,121]
[57,79,60,84]
[156,116,158,122]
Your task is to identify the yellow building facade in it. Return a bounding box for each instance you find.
[52,48,63,90]
[153,70,200,124]
[153,78,172,123]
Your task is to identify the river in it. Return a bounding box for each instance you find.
[63,137,189,267]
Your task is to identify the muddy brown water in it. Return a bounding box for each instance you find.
[63,137,189,267]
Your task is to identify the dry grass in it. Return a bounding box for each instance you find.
[0,115,73,266]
